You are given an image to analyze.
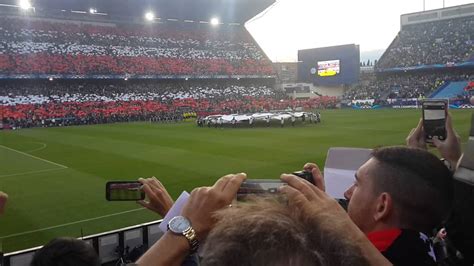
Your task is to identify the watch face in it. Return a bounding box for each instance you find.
[169,216,190,234]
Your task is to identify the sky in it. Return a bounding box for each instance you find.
[245,0,473,62]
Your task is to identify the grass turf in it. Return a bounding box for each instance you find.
[0,108,472,252]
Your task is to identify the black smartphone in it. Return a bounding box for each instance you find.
[237,179,285,201]
[105,181,145,201]
[422,100,447,143]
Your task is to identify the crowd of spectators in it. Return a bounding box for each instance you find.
[0,17,274,76]
[0,80,280,105]
[0,80,337,129]
[343,72,473,102]
[377,16,474,69]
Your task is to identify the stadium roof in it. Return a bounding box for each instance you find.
[0,0,275,24]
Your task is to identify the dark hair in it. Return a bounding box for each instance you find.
[31,237,100,266]
[370,146,453,233]
[201,198,369,266]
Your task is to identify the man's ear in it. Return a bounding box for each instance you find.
[373,192,393,222]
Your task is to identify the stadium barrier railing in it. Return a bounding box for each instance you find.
[1,219,164,266]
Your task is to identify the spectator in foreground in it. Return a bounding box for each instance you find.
[304,145,453,265]
[136,174,391,266]
[200,197,369,266]
[30,237,100,266]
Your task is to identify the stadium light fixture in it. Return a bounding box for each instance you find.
[89,8,97,14]
[210,17,219,26]
[145,11,155,21]
[18,0,32,10]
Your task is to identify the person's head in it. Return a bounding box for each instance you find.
[344,146,453,234]
[31,237,100,266]
[201,198,368,266]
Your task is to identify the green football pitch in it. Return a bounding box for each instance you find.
[0,109,472,252]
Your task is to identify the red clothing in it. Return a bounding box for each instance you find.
[367,228,402,252]
[367,229,436,266]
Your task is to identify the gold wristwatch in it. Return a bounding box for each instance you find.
[167,216,199,253]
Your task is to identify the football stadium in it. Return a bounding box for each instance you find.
[0,0,473,265]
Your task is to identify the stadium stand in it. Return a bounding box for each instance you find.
[430,81,470,99]
[343,9,474,107]
[343,72,473,102]
[0,80,337,129]
[340,9,473,107]
[0,80,280,105]
[377,16,474,69]
[0,11,292,130]
[0,16,274,77]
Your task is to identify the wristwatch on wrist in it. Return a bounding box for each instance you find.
[167,216,199,253]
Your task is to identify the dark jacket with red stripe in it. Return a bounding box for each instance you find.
[368,229,437,266]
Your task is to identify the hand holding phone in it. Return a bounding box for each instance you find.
[137,177,174,217]
[106,181,145,201]
[432,113,463,166]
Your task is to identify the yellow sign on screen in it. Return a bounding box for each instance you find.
[318,69,337,77]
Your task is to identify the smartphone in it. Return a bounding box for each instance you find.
[237,179,285,201]
[422,100,447,143]
[106,181,145,201]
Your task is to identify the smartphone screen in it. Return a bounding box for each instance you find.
[237,179,285,201]
[422,101,447,143]
[106,181,145,201]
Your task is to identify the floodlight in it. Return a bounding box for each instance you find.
[145,11,155,21]
[124,77,128,81]
[89,8,97,14]
[210,17,219,26]
[48,77,54,81]
[18,0,32,10]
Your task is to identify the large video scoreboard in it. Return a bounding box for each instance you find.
[298,44,360,86]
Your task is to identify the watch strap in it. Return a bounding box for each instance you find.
[183,227,199,253]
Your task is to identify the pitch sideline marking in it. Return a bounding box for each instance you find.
[0,167,67,178]
[0,208,146,239]
[0,144,68,169]
[24,142,47,153]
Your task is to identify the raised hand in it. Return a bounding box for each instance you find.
[181,173,246,240]
[138,177,174,217]
[432,114,462,167]
[303,162,325,191]
[406,119,427,150]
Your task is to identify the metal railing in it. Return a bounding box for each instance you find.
[1,219,164,266]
